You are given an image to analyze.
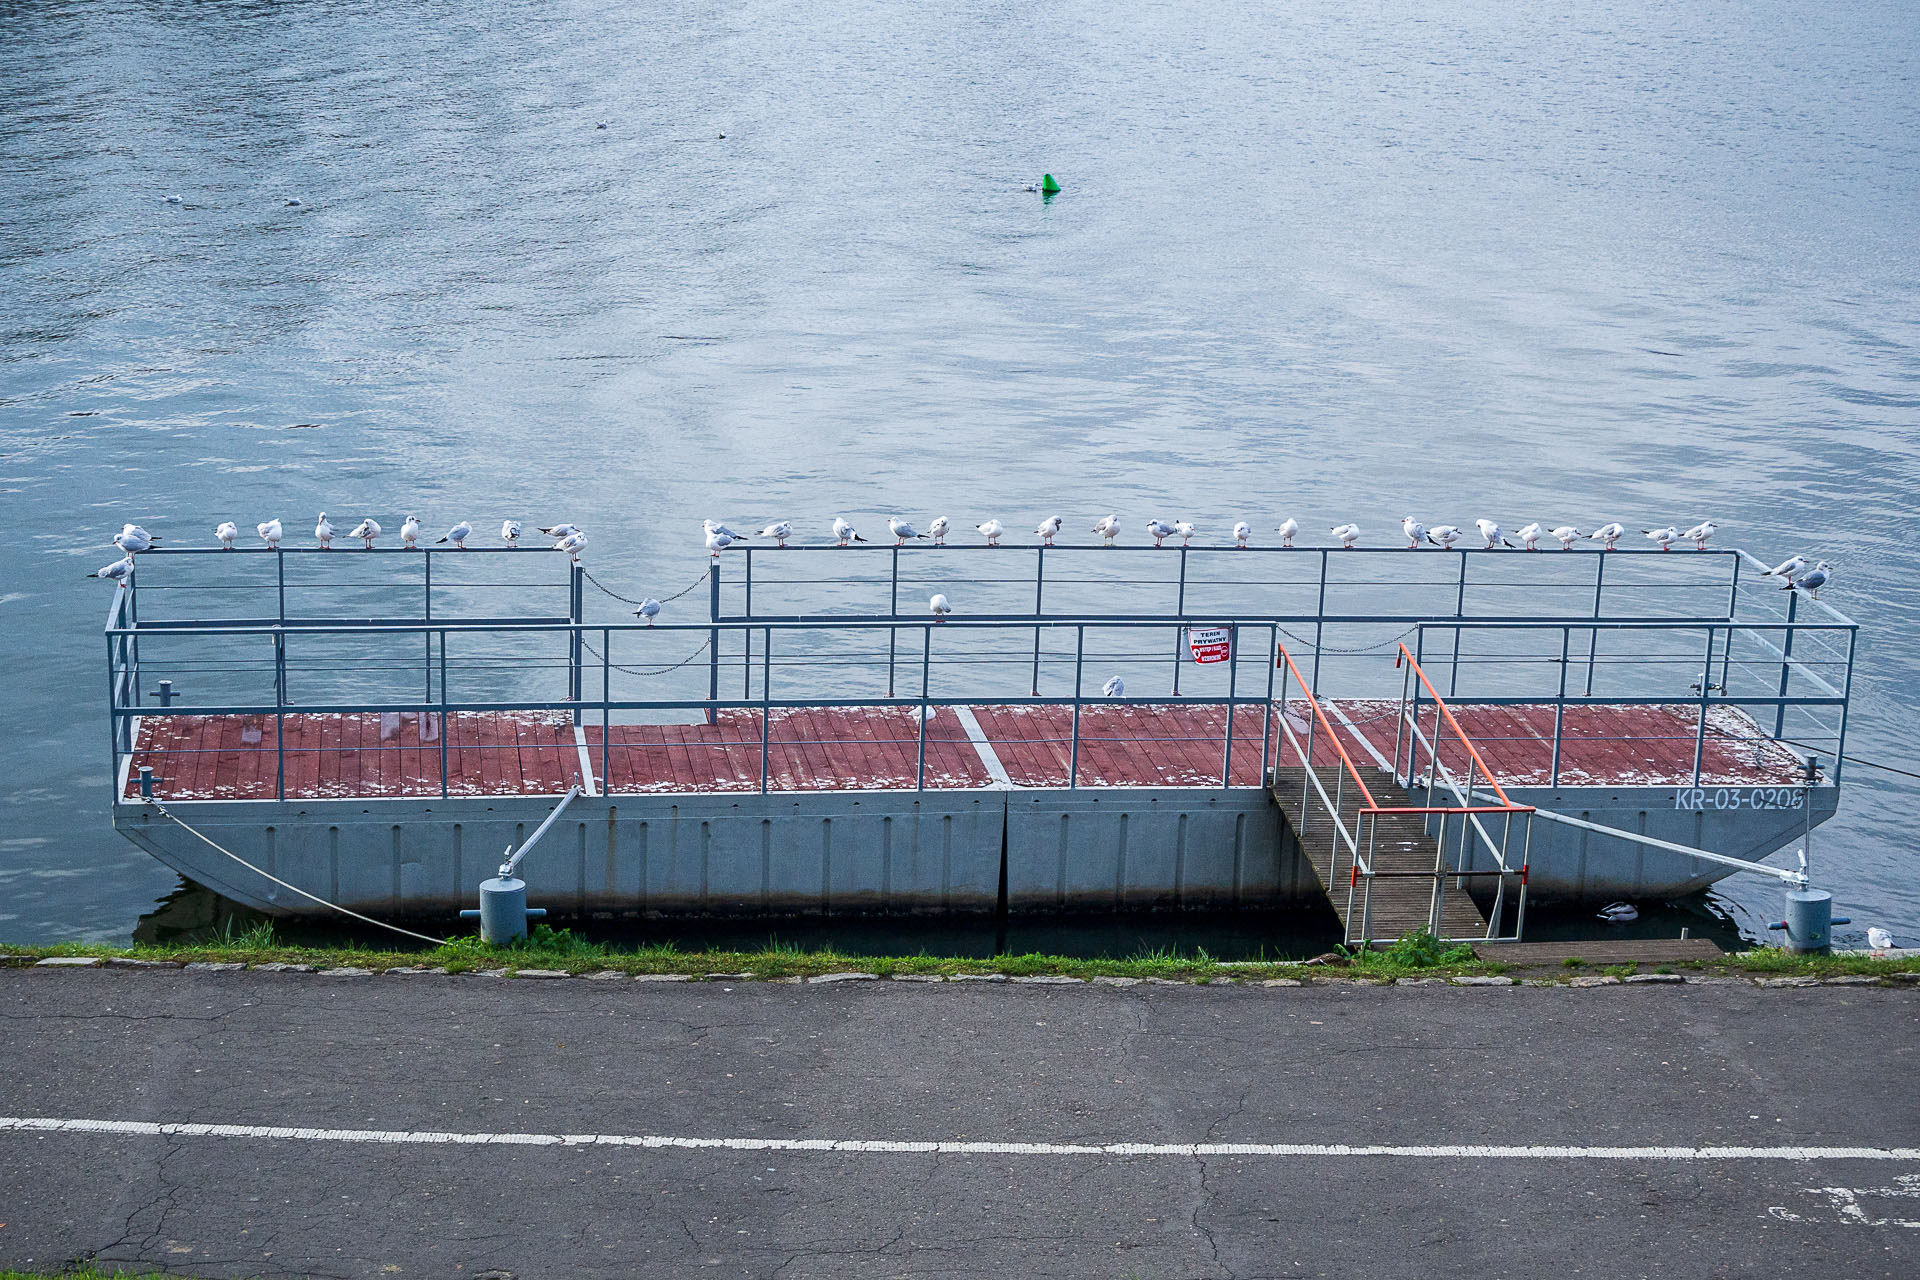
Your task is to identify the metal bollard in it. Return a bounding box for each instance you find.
[138,765,155,798]
[1767,889,1851,955]
[458,875,547,944]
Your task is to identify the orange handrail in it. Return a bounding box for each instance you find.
[1394,643,1522,810]
[1274,643,1379,811]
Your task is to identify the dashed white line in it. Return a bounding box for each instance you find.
[2,1118,1915,1161]
[572,725,598,797]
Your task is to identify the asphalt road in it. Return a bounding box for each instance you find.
[0,968,1915,1279]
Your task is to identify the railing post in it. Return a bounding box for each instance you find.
[1220,622,1238,789]
[1450,551,1467,697]
[600,628,611,795]
[1833,626,1856,786]
[1310,549,1329,695]
[1692,625,1714,786]
[1030,546,1045,696]
[916,625,932,791]
[1721,554,1740,691]
[1774,590,1797,739]
[887,546,900,698]
[1394,653,1411,786]
[1172,547,1188,695]
[1069,625,1084,790]
[1551,627,1569,787]
[570,562,584,727]
[1584,553,1605,696]
[760,626,773,794]
[273,628,286,801]
[438,629,450,799]
[708,560,721,727]
[1259,627,1276,787]
[276,547,286,624]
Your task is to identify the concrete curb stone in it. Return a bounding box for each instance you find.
[1569,975,1620,987]
[1624,973,1686,984]
[36,957,103,968]
[892,974,945,982]
[509,969,570,979]
[107,958,182,969]
[633,973,691,982]
[705,972,756,980]
[253,962,317,973]
[184,962,246,972]
[1261,978,1303,987]
[809,972,879,984]
[1451,976,1514,986]
[578,970,629,980]
[471,968,509,978]
[384,965,444,975]
[1396,977,1446,986]
[949,973,1009,983]
[1013,975,1085,985]
[1093,976,1142,986]
[1821,975,1882,985]
[317,967,374,977]
[1757,976,1819,987]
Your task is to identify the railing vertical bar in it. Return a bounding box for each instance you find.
[438,629,449,799]
[1450,551,1467,697]
[887,546,900,698]
[1691,625,1714,786]
[1172,547,1188,695]
[274,630,287,801]
[600,628,611,796]
[1833,626,1856,785]
[1259,626,1276,787]
[707,561,722,726]
[1774,589,1797,739]
[1030,546,1045,695]
[1551,627,1569,787]
[760,626,773,795]
[916,626,932,792]
[1584,553,1605,696]
[1311,550,1329,695]
[1069,625,1084,790]
[1220,622,1238,789]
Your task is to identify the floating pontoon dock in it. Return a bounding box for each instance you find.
[104,542,1855,944]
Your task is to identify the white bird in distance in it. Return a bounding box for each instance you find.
[1426,525,1462,550]
[975,519,1003,546]
[314,512,334,550]
[1682,520,1717,550]
[888,517,929,545]
[213,521,238,549]
[257,518,283,549]
[929,593,951,622]
[758,521,793,548]
[633,597,661,625]
[1092,514,1121,546]
[833,517,868,547]
[1514,522,1543,551]
[348,518,381,550]
[1330,522,1360,549]
[400,515,422,549]
[438,521,473,549]
[927,516,951,545]
[1401,517,1427,549]
[1035,515,1063,546]
[1588,522,1626,550]
[1274,518,1299,548]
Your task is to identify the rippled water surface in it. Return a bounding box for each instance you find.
[3,0,1917,943]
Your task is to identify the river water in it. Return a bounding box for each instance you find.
[2,0,1916,946]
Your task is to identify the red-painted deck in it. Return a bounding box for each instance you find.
[124,701,1806,802]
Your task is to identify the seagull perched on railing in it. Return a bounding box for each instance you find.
[1401,517,1427,549]
[889,517,929,545]
[213,521,238,550]
[633,597,661,625]
[1784,561,1831,598]
[1102,676,1125,697]
[758,521,793,548]
[1092,514,1121,546]
[258,518,283,549]
[1548,525,1583,551]
[704,520,749,542]
[1233,521,1251,549]
[1643,525,1679,551]
[928,516,950,545]
[87,555,134,585]
[348,518,381,550]
[112,525,157,556]
[1475,519,1513,549]
[400,515,422,549]
[539,522,582,539]
[1173,520,1198,546]
[704,524,735,557]
[1330,522,1361,549]
[1683,520,1717,550]
[438,521,473,549]
[555,531,588,562]
[833,517,868,547]
[501,520,522,546]
[1588,522,1626,550]
[1275,517,1299,548]
[1426,524,1461,550]
[929,593,951,622]
[1035,515,1063,546]
[975,518,1003,546]
[1515,522,1543,551]
[1146,519,1176,547]
[314,512,334,550]
[1765,554,1808,581]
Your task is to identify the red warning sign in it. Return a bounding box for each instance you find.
[1188,626,1233,664]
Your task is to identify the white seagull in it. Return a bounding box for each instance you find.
[1643,525,1680,551]
[555,531,588,562]
[348,518,381,550]
[1145,519,1176,547]
[1475,519,1513,549]
[112,525,156,556]
[758,521,793,548]
[1092,514,1121,546]
[929,593,952,622]
[1764,554,1809,582]
[1682,520,1717,551]
[400,515,422,550]
[213,521,238,550]
[1784,561,1831,598]
[258,518,283,549]
[1515,522,1543,551]
[314,512,334,550]
[975,519,1003,547]
[888,517,928,545]
[87,555,135,585]
[501,520,522,545]
[1102,676,1125,697]
[1233,521,1251,549]
[539,523,583,539]
[927,516,950,545]
[1172,520,1198,547]
[1596,901,1638,924]
[1548,524,1583,551]
[633,597,661,626]
[1401,517,1427,549]
[1588,522,1626,551]
[1035,515,1063,546]
[833,517,868,547]
[704,520,749,542]
[705,525,735,557]
[1867,927,1895,951]
[1275,518,1299,548]
[438,521,473,549]
[1330,522,1361,549]
[1426,525,1462,550]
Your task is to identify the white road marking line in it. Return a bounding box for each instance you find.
[2,1118,1915,1161]
[1325,704,1396,774]
[950,706,1015,789]
[572,726,598,797]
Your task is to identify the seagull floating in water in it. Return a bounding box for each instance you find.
[1868,926,1895,951]
[348,518,380,550]
[1784,560,1831,598]
[438,521,473,549]
[213,521,238,550]
[1275,517,1299,548]
[284,197,302,207]
[1682,520,1717,551]
[1596,901,1638,924]
[833,517,867,547]
[314,512,334,550]
[258,519,283,549]
[1764,554,1808,581]
[1426,525,1462,550]
[501,520,522,546]
[1233,521,1251,549]
[1588,522,1626,551]
[1145,520,1175,548]
[1475,519,1513,549]
[400,515,422,550]
[1401,517,1427,550]
[633,597,661,625]
[705,525,735,557]
[927,516,950,545]
[929,593,952,622]
[1035,516,1063,546]
[162,194,183,204]
[975,519,1003,546]
[1548,525,1583,551]
[1092,514,1121,546]
[758,521,793,548]
[888,517,928,545]
[87,555,134,584]
[1330,522,1360,549]
[1515,522,1543,551]
[555,531,588,562]
[1643,525,1679,551]
[1173,521,1197,547]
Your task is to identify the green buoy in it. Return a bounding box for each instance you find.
[1040,173,1061,194]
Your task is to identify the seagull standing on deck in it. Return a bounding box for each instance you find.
[214,521,238,550]
[758,521,793,548]
[348,518,381,550]
[1330,523,1360,549]
[1515,522,1543,551]
[400,516,422,549]
[1643,525,1679,551]
[501,520,522,546]
[438,521,473,549]
[975,519,1003,546]
[1035,516,1063,546]
[1784,561,1831,598]
[1275,518,1299,548]
[1426,525,1462,550]
[833,517,868,547]
[633,597,661,626]
[1765,554,1808,582]
[1401,517,1427,549]
[1092,514,1121,546]
[1233,522,1251,549]
[1682,520,1717,550]
[929,593,951,622]
[927,516,950,545]
[314,512,334,550]
[888,517,928,545]
[1475,519,1513,549]
[258,518,283,549]
[87,555,134,584]
[1548,525,1583,551]
[1588,522,1626,551]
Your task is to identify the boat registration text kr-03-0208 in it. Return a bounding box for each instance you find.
[1674,787,1806,811]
